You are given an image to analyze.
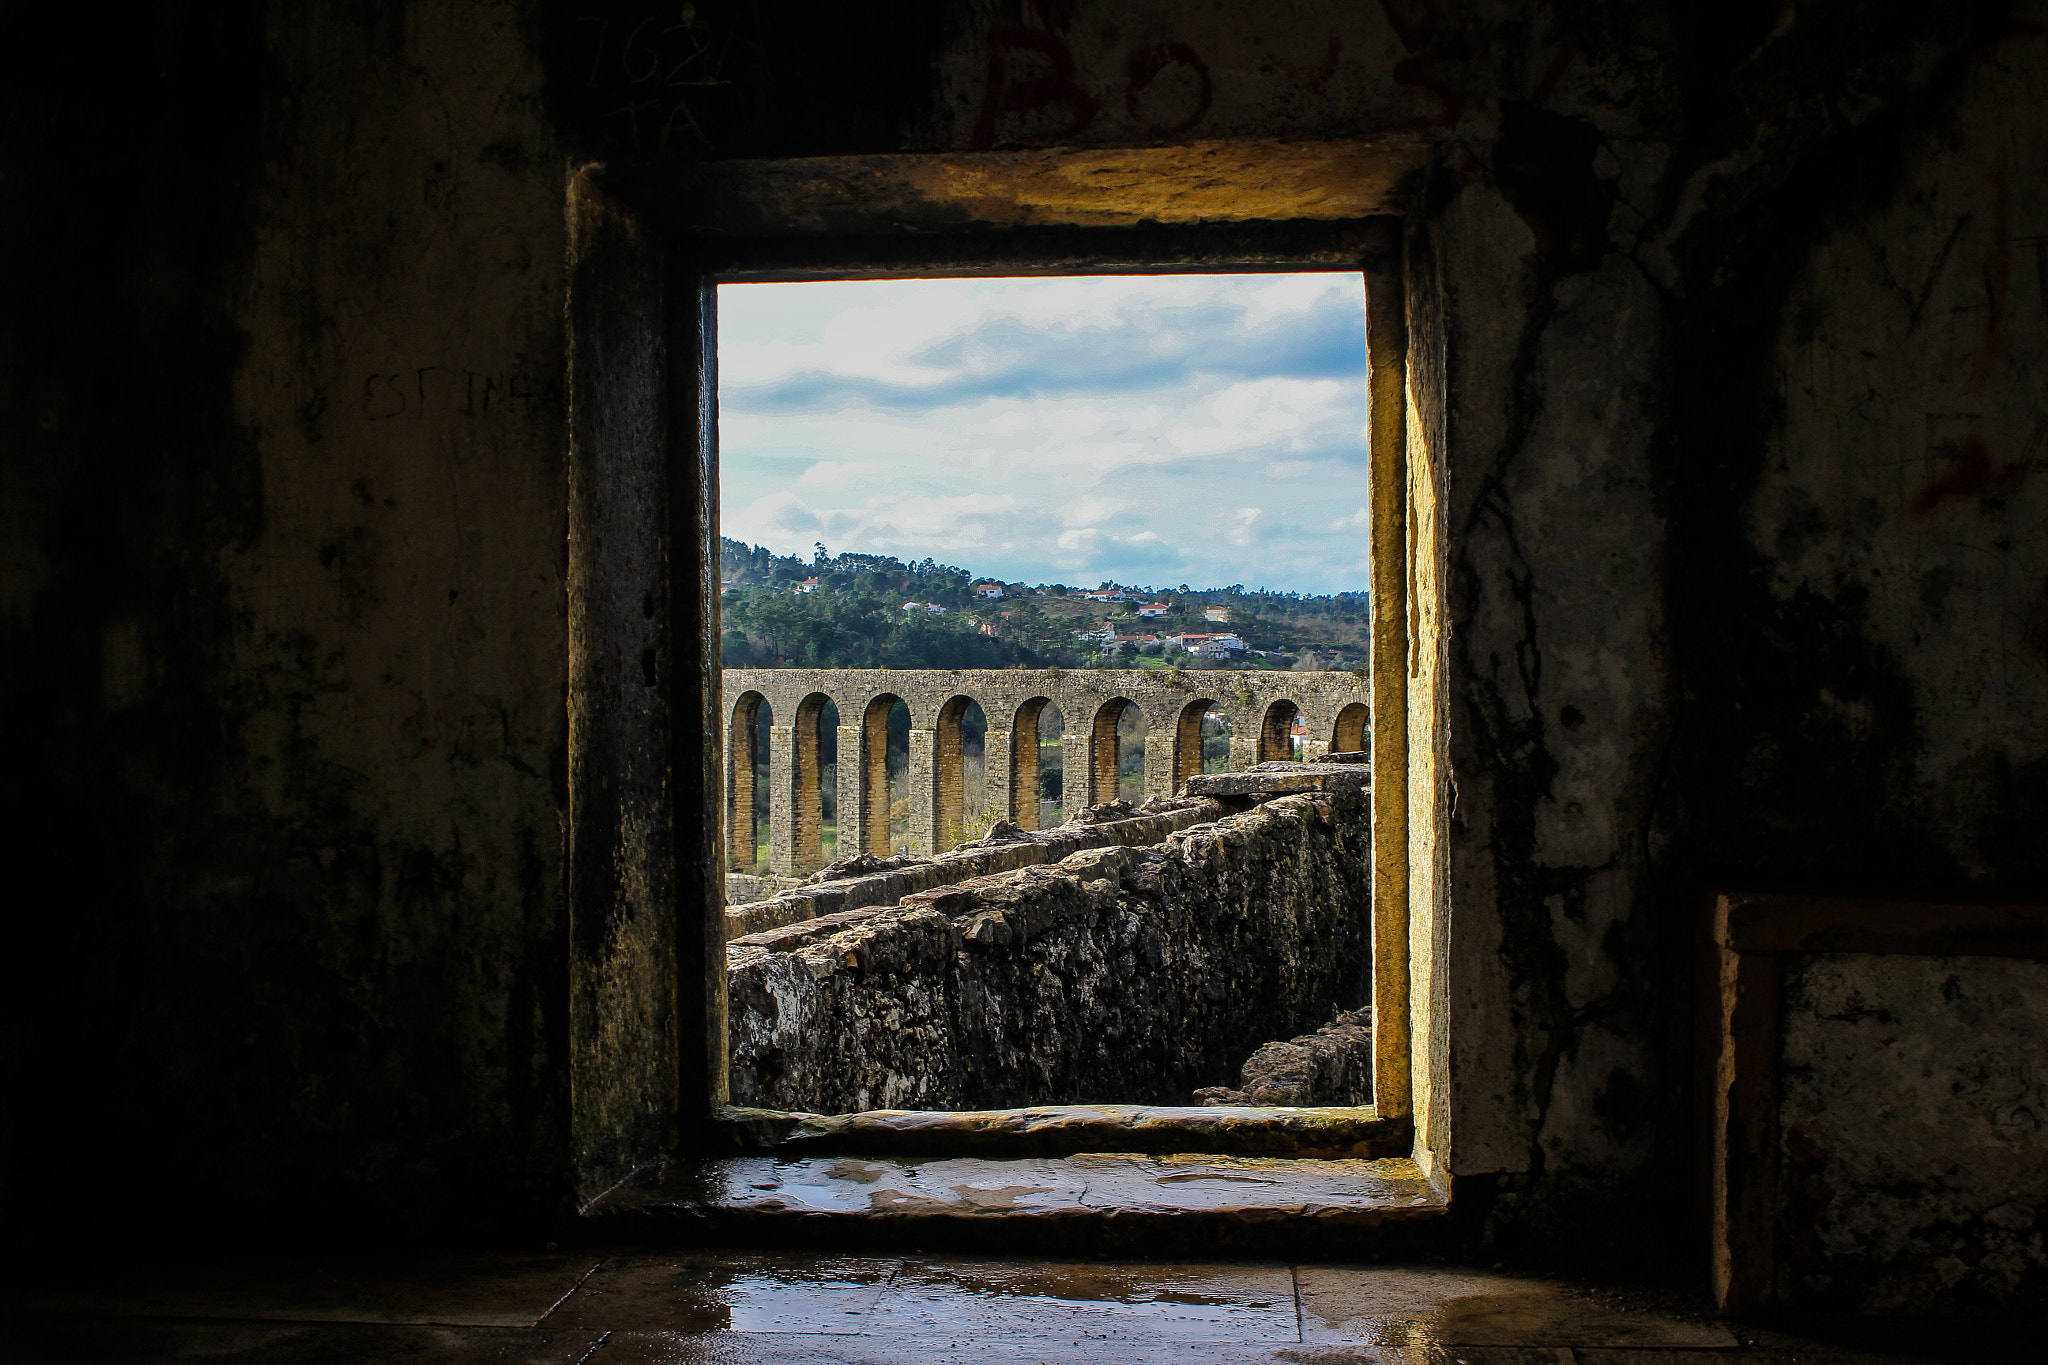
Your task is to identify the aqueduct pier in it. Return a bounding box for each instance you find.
[725,667,1369,875]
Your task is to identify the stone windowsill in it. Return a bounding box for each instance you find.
[705,1102,1411,1160]
[582,1149,1447,1252]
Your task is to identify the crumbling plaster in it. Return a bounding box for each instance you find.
[3,0,2042,1268]
[1748,41,2048,884]
[1779,953,2048,1314]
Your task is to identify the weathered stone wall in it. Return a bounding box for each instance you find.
[725,873,806,905]
[2,1,579,1243]
[727,788,1372,1113]
[1776,953,2048,1315]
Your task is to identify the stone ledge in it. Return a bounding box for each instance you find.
[724,798,1223,941]
[1181,762,1372,799]
[711,1102,1410,1159]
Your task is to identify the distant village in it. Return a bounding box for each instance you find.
[869,580,1254,659]
[720,539,1368,673]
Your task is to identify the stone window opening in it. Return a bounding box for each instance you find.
[701,260,1395,1122]
[564,149,1440,1218]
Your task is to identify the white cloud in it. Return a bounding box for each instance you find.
[730,491,827,540]
[797,459,890,490]
[1060,495,1126,529]
[1055,527,1102,558]
[717,273,1374,593]
[1223,507,1265,547]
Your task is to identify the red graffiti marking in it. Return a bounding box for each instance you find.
[1308,33,1342,90]
[1529,40,1577,104]
[970,26,1097,149]
[1910,434,2026,518]
[1027,0,1077,34]
[1377,0,1470,128]
[1964,168,2011,397]
[1125,40,1213,137]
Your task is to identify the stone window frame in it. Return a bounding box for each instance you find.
[563,142,1444,1204]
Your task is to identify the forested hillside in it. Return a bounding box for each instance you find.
[719,540,1370,672]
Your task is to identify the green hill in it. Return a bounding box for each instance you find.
[718,539,1369,672]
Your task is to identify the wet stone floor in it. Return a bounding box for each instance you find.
[0,1249,2018,1363]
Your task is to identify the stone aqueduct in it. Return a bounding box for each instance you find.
[725,667,1370,875]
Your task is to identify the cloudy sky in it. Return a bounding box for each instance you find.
[717,271,1372,595]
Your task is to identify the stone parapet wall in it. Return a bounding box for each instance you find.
[727,786,1372,1113]
[723,797,1222,940]
[725,872,806,904]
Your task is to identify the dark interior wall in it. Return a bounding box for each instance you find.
[1,1,574,1243]
[1403,2,2047,1261]
[2,0,2042,1262]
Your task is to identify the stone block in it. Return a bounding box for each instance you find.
[1194,1007,1375,1107]
[1181,761,1372,799]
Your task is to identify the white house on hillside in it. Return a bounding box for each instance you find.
[1166,632,1247,656]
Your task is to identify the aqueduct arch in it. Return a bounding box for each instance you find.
[1257,698,1301,764]
[1331,701,1369,756]
[843,692,903,857]
[1170,696,1217,793]
[930,695,978,853]
[1002,696,1054,831]
[723,668,1369,869]
[1085,696,1140,809]
[727,690,767,870]
[768,692,833,875]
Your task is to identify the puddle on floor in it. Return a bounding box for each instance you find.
[866,1259,1301,1343]
[544,1253,900,1334]
[1296,1266,1735,1348]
